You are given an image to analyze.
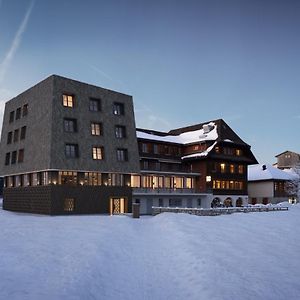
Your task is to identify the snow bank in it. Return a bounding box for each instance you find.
[0,206,300,300]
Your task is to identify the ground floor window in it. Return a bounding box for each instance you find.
[262,197,269,205]
[64,198,75,212]
[169,199,182,207]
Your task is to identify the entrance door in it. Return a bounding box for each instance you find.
[110,198,126,215]
[146,198,153,214]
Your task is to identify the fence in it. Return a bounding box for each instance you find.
[152,205,289,216]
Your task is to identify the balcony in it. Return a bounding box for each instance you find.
[133,187,197,195]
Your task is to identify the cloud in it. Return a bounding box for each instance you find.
[0,0,34,83]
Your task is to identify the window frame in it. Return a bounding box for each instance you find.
[115,125,126,138]
[91,122,102,136]
[64,118,77,133]
[92,146,104,160]
[116,148,128,162]
[113,102,124,116]
[89,98,101,112]
[65,144,79,158]
[62,94,75,108]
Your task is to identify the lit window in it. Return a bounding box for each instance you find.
[238,165,244,174]
[5,153,10,165]
[220,163,226,173]
[20,126,27,140]
[59,171,78,185]
[84,172,102,185]
[116,148,128,161]
[9,111,14,123]
[89,98,101,111]
[16,107,21,120]
[63,94,74,107]
[236,149,242,156]
[92,147,104,160]
[215,146,220,153]
[64,198,75,211]
[115,125,126,138]
[23,104,28,116]
[91,123,102,135]
[113,102,124,115]
[230,164,235,173]
[65,144,79,158]
[186,178,193,188]
[18,149,24,163]
[64,119,77,132]
[7,132,12,144]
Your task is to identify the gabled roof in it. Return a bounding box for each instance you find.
[275,150,300,157]
[248,164,298,181]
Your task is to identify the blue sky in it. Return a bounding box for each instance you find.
[0,0,299,164]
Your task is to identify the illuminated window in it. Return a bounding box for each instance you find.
[84,172,102,185]
[16,107,21,120]
[186,178,193,188]
[236,149,242,156]
[230,164,235,173]
[63,94,74,107]
[89,98,101,111]
[64,198,75,211]
[116,148,128,161]
[115,125,126,138]
[9,111,14,123]
[23,104,28,116]
[7,132,12,144]
[131,175,141,188]
[113,102,124,115]
[91,123,102,135]
[174,177,183,188]
[229,181,234,189]
[20,126,26,140]
[64,119,77,132]
[215,146,220,153]
[65,144,79,158]
[5,153,10,165]
[238,165,244,174]
[59,171,77,185]
[220,163,226,173]
[18,149,24,163]
[92,147,104,160]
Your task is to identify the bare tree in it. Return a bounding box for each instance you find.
[285,164,300,203]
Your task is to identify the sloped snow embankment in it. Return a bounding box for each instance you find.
[0,205,300,300]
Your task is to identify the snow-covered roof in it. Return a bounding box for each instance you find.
[248,164,297,181]
[181,142,217,159]
[136,122,218,145]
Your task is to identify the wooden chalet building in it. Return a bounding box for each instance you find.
[133,119,258,213]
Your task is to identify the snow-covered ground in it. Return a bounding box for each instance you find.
[0,204,300,300]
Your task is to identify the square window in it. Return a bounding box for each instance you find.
[92,146,104,160]
[7,132,12,144]
[89,98,101,111]
[11,151,17,164]
[5,153,10,165]
[65,144,79,158]
[18,149,24,163]
[64,119,77,132]
[14,129,19,143]
[23,104,28,116]
[113,102,124,115]
[91,123,102,136]
[115,125,126,138]
[9,111,14,123]
[63,94,74,107]
[116,148,128,161]
[64,198,75,211]
[16,107,21,120]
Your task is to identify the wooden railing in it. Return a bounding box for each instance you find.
[152,205,289,216]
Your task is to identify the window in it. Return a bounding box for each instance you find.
[236,149,242,156]
[215,146,220,153]
[142,160,149,170]
[186,178,193,189]
[91,122,102,136]
[13,129,19,143]
[159,198,163,207]
[16,107,21,120]
[153,144,159,154]
[113,102,124,115]
[7,132,12,144]
[11,151,17,164]
[131,175,141,188]
[220,163,226,173]
[92,146,104,160]
[238,165,244,174]
[115,125,126,138]
[64,198,75,211]
[5,153,10,165]
[169,199,182,207]
[142,143,148,153]
[89,98,101,111]
[9,111,14,123]
[23,104,28,116]
[64,118,77,132]
[63,94,74,107]
[116,148,128,161]
[65,144,79,158]
[84,172,102,186]
[197,198,202,206]
[20,126,26,140]
[230,164,235,174]
[18,149,24,163]
[59,171,78,185]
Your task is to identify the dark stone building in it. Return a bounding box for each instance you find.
[0,75,140,214]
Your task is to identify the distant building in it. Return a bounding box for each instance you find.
[275,151,300,169]
[248,164,298,204]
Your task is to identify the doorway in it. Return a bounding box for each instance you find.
[110,198,127,215]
